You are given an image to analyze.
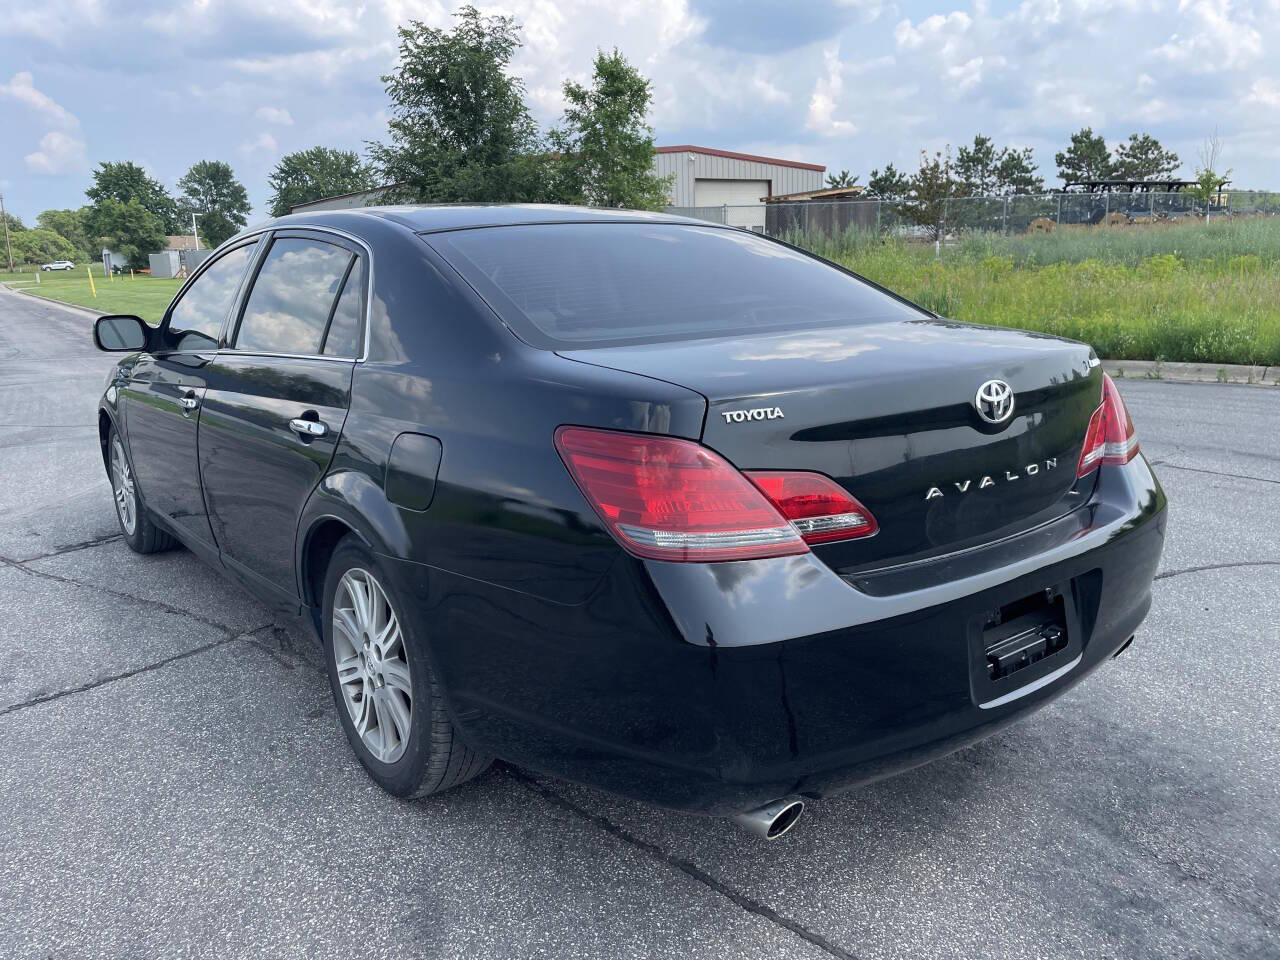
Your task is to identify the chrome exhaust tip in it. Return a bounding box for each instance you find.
[732,797,805,840]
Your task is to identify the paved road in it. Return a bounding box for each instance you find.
[1,286,1276,960]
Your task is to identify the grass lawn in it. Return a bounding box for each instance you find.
[789,217,1280,367]
[0,269,181,326]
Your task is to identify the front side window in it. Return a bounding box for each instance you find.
[234,238,353,356]
[166,241,258,351]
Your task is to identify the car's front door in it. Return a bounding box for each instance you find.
[122,239,260,549]
[198,231,365,606]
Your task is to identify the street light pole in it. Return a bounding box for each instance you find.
[0,192,13,272]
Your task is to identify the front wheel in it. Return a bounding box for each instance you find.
[322,537,491,798]
[108,426,174,554]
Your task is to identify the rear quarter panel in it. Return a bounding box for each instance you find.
[298,228,707,606]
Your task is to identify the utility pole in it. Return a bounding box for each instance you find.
[191,211,200,251]
[0,192,13,272]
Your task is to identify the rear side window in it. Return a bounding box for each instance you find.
[428,223,925,348]
[167,240,258,351]
[235,238,354,356]
[323,259,365,358]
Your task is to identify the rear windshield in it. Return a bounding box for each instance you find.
[426,222,926,348]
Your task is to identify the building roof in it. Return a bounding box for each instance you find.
[765,185,866,203]
[655,144,825,173]
[165,234,199,251]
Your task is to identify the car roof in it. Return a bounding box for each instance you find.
[262,204,711,235]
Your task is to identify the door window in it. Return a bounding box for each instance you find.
[166,241,258,352]
[234,238,354,356]
[322,259,365,358]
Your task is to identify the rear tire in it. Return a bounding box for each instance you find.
[107,426,175,554]
[322,536,491,798]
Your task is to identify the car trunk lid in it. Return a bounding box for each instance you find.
[559,319,1102,572]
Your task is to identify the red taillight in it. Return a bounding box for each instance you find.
[554,426,807,562]
[744,471,878,544]
[1077,374,1139,477]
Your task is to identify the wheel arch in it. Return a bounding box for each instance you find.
[296,472,409,636]
[98,407,118,471]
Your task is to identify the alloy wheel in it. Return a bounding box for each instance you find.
[332,568,413,763]
[110,436,137,535]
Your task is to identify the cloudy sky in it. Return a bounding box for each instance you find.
[1,0,1277,223]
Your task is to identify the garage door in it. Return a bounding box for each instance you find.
[693,179,769,231]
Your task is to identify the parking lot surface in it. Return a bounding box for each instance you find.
[1,287,1276,959]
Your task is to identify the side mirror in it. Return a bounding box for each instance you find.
[94,314,150,352]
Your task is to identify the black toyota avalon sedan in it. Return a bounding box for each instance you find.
[94,206,1166,839]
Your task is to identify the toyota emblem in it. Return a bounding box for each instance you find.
[974,379,1015,425]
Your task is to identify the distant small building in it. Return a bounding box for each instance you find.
[148,251,182,278]
[656,145,826,232]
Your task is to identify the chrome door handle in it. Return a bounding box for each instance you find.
[179,394,199,411]
[289,417,328,438]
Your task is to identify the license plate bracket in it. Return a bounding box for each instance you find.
[968,580,1083,706]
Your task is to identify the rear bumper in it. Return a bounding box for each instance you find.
[390,456,1166,816]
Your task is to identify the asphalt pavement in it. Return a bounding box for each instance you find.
[1,285,1276,959]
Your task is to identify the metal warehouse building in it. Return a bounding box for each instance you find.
[655,145,826,231]
[290,147,827,231]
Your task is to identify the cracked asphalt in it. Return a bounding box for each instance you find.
[1,286,1277,959]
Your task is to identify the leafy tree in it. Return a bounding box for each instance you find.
[955,135,1045,196]
[11,228,77,265]
[548,48,671,209]
[996,147,1044,195]
[91,198,166,268]
[955,135,1000,195]
[267,147,376,217]
[825,170,859,189]
[1189,130,1230,213]
[866,163,910,201]
[906,147,963,240]
[85,161,180,233]
[176,160,251,248]
[36,207,92,258]
[369,6,547,203]
[1111,133,1180,180]
[1055,127,1113,185]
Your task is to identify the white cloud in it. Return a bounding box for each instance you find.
[240,131,278,155]
[1153,0,1262,72]
[0,71,78,128]
[945,55,999,92]
[894,12,973,51]
[0,72,88,175]
[254,106,294,125]
[806,47,856,136]
[25,130,88,174]
[1246,78,1280,106]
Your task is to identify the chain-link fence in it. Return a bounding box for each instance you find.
[668,190,1280,241]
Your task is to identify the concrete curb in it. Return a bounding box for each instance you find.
[1102,359,1276,387]
[3,284,103,321]
[4,284,1277,386]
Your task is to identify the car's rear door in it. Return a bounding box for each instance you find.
[198,229,366,607]
[121,238,261,550]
